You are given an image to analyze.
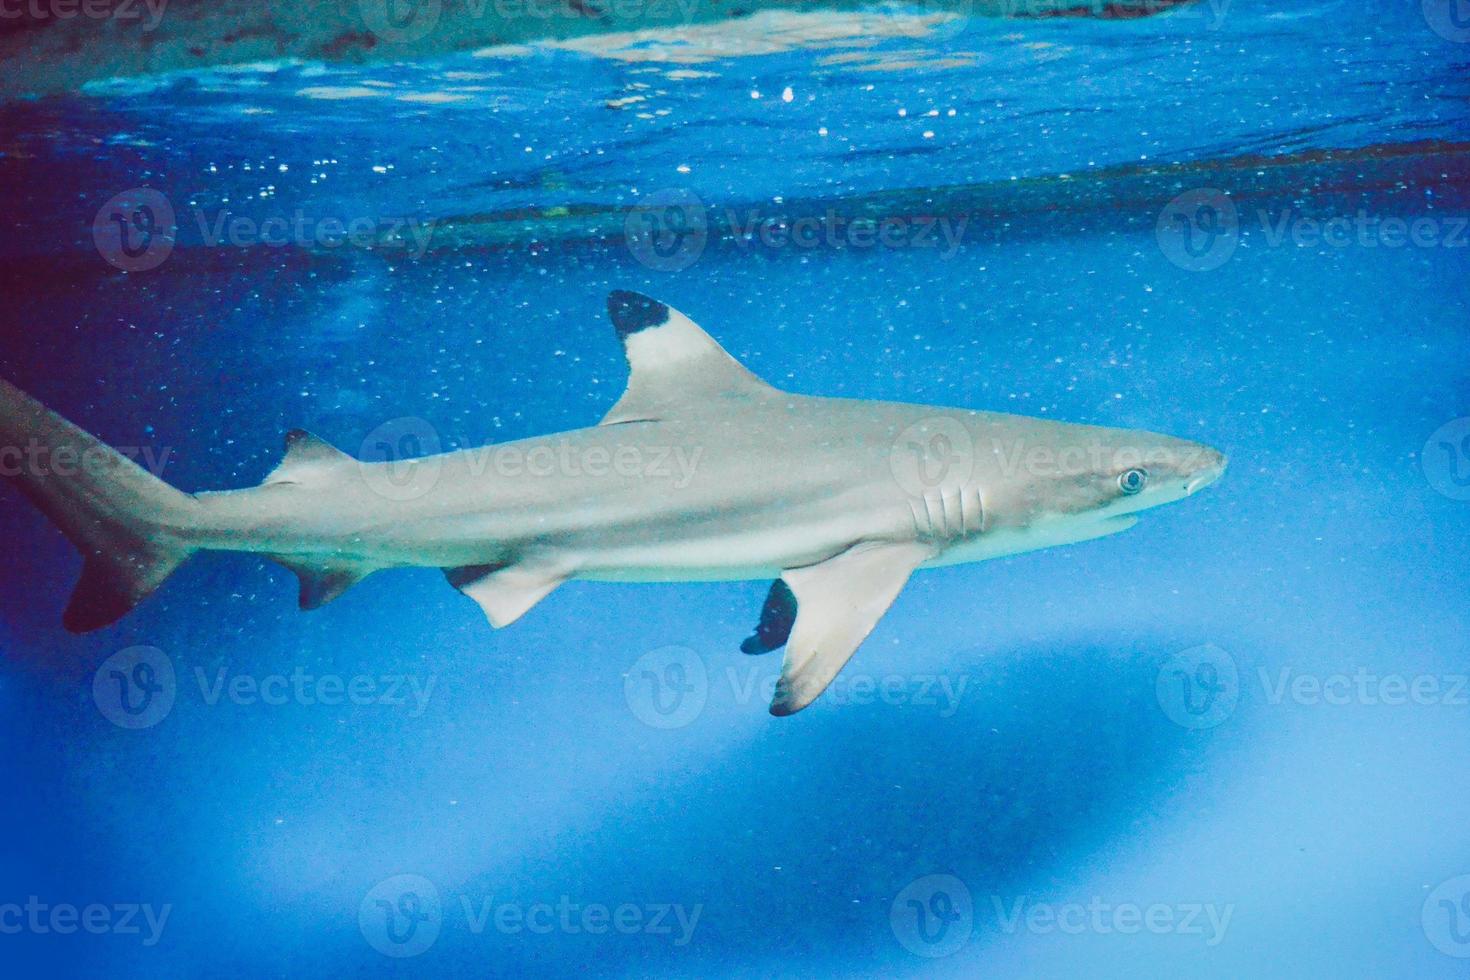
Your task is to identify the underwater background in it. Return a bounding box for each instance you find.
[1,0,1469,975]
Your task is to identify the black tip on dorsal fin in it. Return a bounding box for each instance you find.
[607,290,670,339]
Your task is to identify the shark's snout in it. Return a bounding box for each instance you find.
[1184,448,1228,495]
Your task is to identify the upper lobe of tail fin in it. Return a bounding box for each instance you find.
[0,378,198,632]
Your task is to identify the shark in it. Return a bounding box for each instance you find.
[0,290,1226,715]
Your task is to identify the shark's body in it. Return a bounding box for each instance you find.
[0,291,1225,714]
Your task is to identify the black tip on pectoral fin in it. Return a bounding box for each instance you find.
[607,290,670,339]
[740,579,798,655]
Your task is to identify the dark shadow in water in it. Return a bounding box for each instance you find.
[428,635,1223,974]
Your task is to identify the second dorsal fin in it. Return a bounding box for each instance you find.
[264,429,353,486]
[600,290,777,425]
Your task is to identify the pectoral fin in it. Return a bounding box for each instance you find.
[445,562,569,628]
[770,540,934,717]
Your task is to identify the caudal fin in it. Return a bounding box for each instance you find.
[0,379,199,632]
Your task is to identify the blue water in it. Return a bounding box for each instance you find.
[1,0,1468,976]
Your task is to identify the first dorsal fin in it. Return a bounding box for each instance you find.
[600,290,777,425]
[264,429,353,486]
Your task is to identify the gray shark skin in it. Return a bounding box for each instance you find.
[0,290,1226,715]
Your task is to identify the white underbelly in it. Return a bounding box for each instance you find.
[925,514,1138,568]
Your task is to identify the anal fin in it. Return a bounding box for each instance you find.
[445,563,569,628]
[271,557,374,611]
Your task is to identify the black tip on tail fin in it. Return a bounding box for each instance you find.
[62,544,192,633]
[63,561,143,633]
[0,377,198,632]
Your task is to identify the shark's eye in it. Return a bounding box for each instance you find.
[1118,468,1148,495]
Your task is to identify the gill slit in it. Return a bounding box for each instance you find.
[908,484,987,542]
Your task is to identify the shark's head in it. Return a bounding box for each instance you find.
[1093,432,1228,518]
[987,424,1227,534]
